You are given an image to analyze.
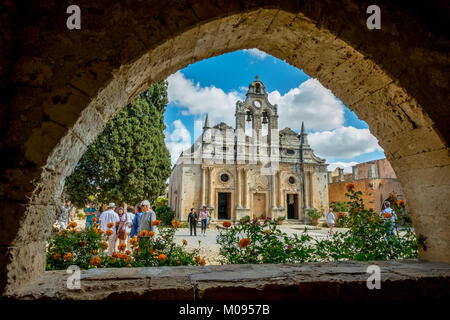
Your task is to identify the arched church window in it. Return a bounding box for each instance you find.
[220,173,229,182]
[255,83,261,93]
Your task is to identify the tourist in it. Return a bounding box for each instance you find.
[199,206,210,237]
[84,202,96,229]
[125,206,135,248]
[130,204,142,238]
[58,200,72,230]
[381,201,397,237]
[99,202,120,254]
[326,207,335,236]
[115,207,128,251]
[188,208,198,236]
[138,200,157,233]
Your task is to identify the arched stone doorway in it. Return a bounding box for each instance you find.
[1,1,449,295]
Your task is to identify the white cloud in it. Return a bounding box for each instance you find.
[243,48,269,60]
[327,161,359,173]
[167,71,242,126]
[269,79,345,131]
[165,120,191,165]
[308,126,383,159]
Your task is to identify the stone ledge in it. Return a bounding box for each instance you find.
[5,260,450,300]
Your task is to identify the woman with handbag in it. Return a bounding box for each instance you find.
[115,207,128,252]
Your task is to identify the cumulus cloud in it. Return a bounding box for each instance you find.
[327,161,359,173]
[167,71,242,126]
[243,48,269,60]
[269,79,345,132]
[308,126,383,159]
[165,120,191,165]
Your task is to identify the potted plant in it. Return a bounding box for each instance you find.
[306,208,322,226]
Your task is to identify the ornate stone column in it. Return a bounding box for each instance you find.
[277,171,282,208]
[201,166,206,206]
[271,172,277,209]
[236,168,242,208]
[207,166,213,207]
[243,168,249,208]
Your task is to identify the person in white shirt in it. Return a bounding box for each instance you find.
[125,206,136,249]
[99,203,120,254]
[326,208,335,236]
[138,200,157,234]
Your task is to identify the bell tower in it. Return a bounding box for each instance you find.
[235,76,279,164]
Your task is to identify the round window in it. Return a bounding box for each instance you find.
[288,176,295,184]
[286,149,295,155]
[221,173,229,182]
[253,100,261,108]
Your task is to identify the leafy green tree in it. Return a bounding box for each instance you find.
[66,81,171,206]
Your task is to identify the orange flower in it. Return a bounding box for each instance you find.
[58,230,66,236]
[397,200,405,208]
[90,256,101,266]
[64,252,72,261]
[346,183,355,191]
[72,229,78,233]
[107,222,114,229]
[171,219,181,228]
[157,253,167,261]
[195,256,201,263]
[98,229,104,235]
[222,221,232,228]
[105,229,114,236]
[52,253,61,260]
[125,250,131,255]
[92,250,98,255]
[101,241,109,249]
[182,240,188,246]
[383,212,392,219]
[130,236,138,245]
[138,230,148,237]
[134,247,140,253]
[148,231,155,237]
[92,218,98,222]
[176,260,181,264]
[127,264,132,268]
[112,252,119,258]
[200,258,206,266]
[239,238,251,248]
[152,220,160,226]
[118,243,127,251]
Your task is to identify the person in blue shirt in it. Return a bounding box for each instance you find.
[130,204,142,238]
[380,201,397,238]
[84,202,97,229]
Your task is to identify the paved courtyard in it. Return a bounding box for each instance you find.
[172,223,347,265]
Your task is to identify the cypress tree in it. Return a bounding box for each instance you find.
[66,81,171,206]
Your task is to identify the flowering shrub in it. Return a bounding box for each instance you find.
[46,219,203,270]
[216,217,315,264]
[216,187,419,264]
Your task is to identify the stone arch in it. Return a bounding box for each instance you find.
[1,1,449,295]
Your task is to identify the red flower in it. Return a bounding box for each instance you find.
[383,212,392,219]
[222,221,232,228]
[346,183,355,191]
[239,238,251,248]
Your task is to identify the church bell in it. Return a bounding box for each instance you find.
[262,111,269,124]
[246,110,252,122]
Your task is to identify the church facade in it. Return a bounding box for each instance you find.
[168,78,329,222]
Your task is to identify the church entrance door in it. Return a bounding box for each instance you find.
[252,193,266,218]
[287,194,299,219]
[218,192,231,219]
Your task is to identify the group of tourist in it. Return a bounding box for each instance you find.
[57,199,157,253]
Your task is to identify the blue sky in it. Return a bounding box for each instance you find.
[164,49,385,171]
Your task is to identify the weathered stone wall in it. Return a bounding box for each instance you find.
[8,260,450,300]
[0,0,449,295]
